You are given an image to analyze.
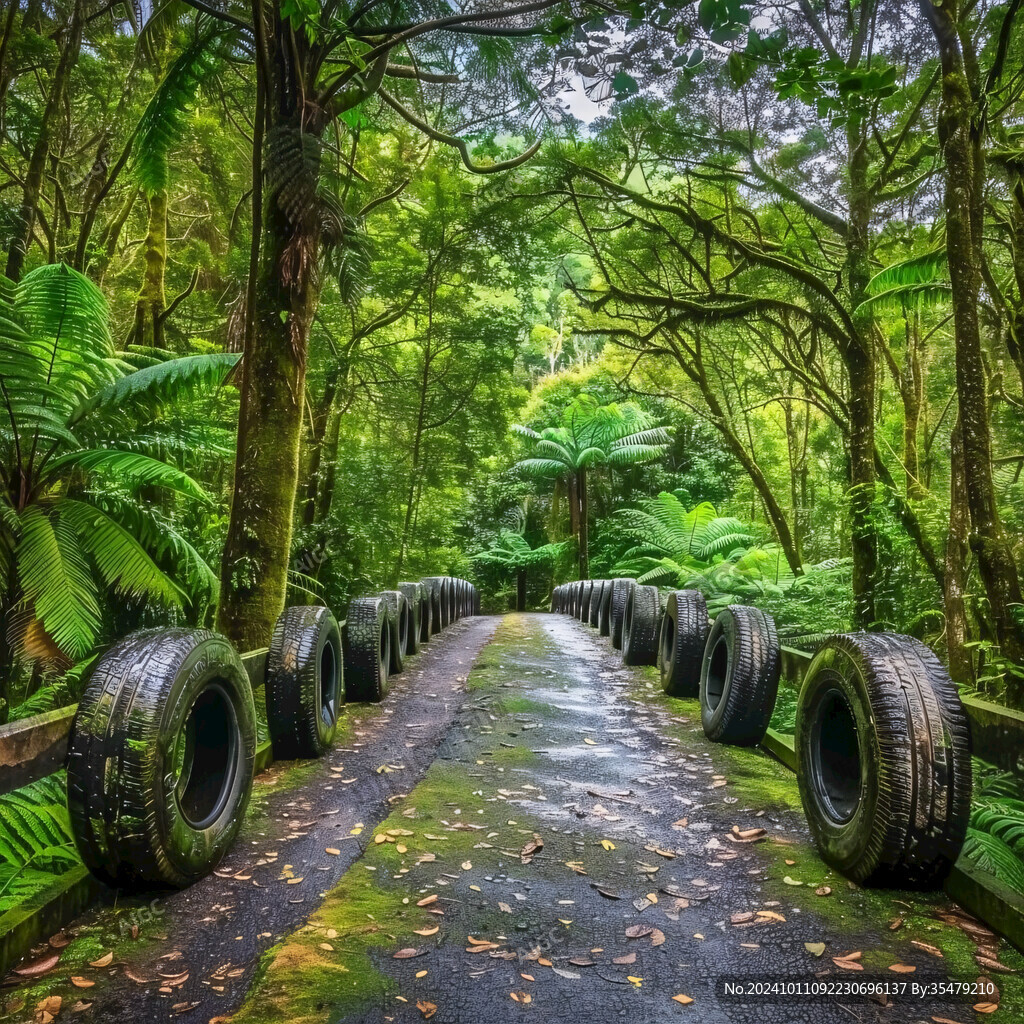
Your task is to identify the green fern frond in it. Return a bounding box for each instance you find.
[48,448,211,502]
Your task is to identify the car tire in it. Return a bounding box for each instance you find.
[67,628,256,889]
[659,590,709,697]
[795,632,971,887]
[610,578,636,650]
[699,605,780,746]
[344,596,391,702]
[265,605,343,759]
[622,584,660,666]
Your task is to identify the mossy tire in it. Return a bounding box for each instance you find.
[398,582,424,653]
[67,628,256,890]
[588,581,605,628]
[795,632,971,887]
[622,584,660,666]
[380,590,410,673]
[659,590,709,696]
[610,578,635,649]
[344,596,391,702]
[265,605,342,760]
[699,605,780,746]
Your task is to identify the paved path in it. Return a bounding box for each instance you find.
[3,613,1021,1023]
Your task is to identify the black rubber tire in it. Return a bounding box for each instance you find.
[422,577,448,632]
[265,605,342,760]
[447,577,458,623]
[398,582,424,653]
[343,596,391,702]
[610,578,636,649]
[580,580,595,623]
[67,628,256,890]
[588,581,605,628]
[596,581,612,636]
[622,584,660,666]
[795,632,972,888]
[380,590,410,673]
[659,590,710,697]
[699,605,780,746]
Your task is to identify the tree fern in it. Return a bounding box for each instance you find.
[134,19,232,195]
[0,775,77,873]
[961,827,1024,895]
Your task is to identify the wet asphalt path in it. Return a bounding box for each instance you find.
[231,613,1022,1024]
[5,612,1021,1024]
[1,615,498,1023]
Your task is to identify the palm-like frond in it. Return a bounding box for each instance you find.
[69,352,240,425]
[15,507,101,661]
[515,458,570,478]
[473,530,566,570]
[60,500,186,607]
[866,248,947,294]
[134,19,231,195]
[48,449,211,502]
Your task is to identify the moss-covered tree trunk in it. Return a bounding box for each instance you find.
[5,0,83,281]
[921,0,1024,697]
[845,117,878,630]
[945,419,975,687]
[133,191,168,348]
[217,10,323,649]
[577,466,589,580]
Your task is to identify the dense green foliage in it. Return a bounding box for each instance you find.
[5,0,1024,899]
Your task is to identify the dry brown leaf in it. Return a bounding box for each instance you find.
[889,964,916,973]
[15,954,59,977]
[911,941,944,958]
[612,953,636,965]
[815,886,831,897]
[650,928,666,947]
[417,895,438,906]
[520,973,535,981]
[89,953,113,968]
[672,818,688,828]
[973,1003,999,1014]
[498,902,512,913]
[392,948,424,959]
[833,958,864,971]
[672,994,694,1005]
[625,925,654,939]
[976,955,1015,973]
[70,977,94,989]
[417,1000,437,1019]
[756,910,785,923]
[416,970,428,979]
[888,916,904,931]
[510,992,532,1003]
[325,847,340,856]
[520,835,543,864]
[730,912,755,925]
[414,926,439,937]
[466,943,500,954]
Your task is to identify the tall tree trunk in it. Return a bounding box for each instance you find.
[397,336,432,578]
[132,192,168,347]
[921,0,1024,696]
[945,418,975,687]
[846,117,879,630]
[516,568,527,612]
[217,13,322,648]
[577,466,589,580]
[6,0,84,280]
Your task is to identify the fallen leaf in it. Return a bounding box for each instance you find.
[414,926,439,936]
[520,973,534,981]
[911,941,944,958]
[417,1000,437,1019]
[626,975,643,986]
[416,970,428,979]
[782,876,803,886]
[613,953,636,965]
[976,955,1014,973]
[889,964,916,973]
[417,895,438,906]
[600,839,615,851]
[15,954,59,977]
[520,835,543,864]
[888,916,903,931]
[584,738,597,745]
[625,925,654,939]
[89,953,113,968]
[498,902,512,913]
[393,948,424,959]
[815,886,831,897]
[70,977,94,989]
[325,847,340,856]
[804,943,826,957]
[974,1003,999,1014]
[461,861,473,870]
[672,994,694,1005]
[756,910,785,923]
[510,992,532,1003]
[552,967,581,980]
[833,958,864,971]
[286,877,303,885]
[650,928,666,947]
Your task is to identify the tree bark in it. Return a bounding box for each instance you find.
[6,0,84,280]
[577,466,589,580]
[921,0,1024,693]
[945,418,975,687]
[132,191,168,348]
[516,567,527,612]
[845,116,879,630]
[217,9,323,648]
